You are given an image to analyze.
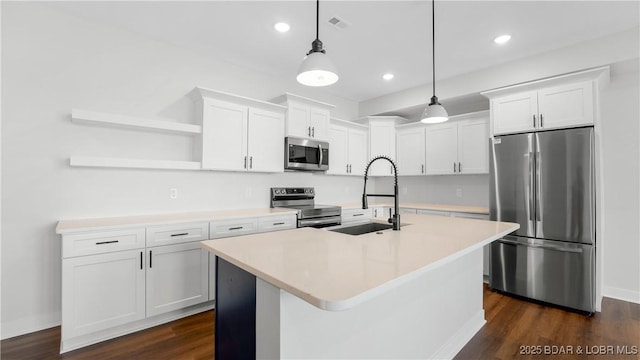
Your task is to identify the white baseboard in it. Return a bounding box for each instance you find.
[1,311,61,340]
[431,310,486,359]
[603,286,640,304]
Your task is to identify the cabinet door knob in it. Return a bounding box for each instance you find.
[308,126,311,137]
[249,156,253,169]
[458,162,461,173]
[453,162,456,173]
[244,156,247,169]
[312,127,315,137]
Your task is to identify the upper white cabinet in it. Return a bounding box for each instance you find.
[274,93,335,141]
[395,112,489,176]
[328,119,368,176]
[193,87,286,172]
[425,116,489,175]
[361,116,408,176]
[482,67,609,136]
[396,125,426,176]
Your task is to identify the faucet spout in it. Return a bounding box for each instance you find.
[362,155,401,231]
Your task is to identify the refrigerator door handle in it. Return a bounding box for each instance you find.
[498,239,583,253]
[528,151,535,221]
[535,151,542,223]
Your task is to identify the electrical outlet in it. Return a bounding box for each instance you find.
[456,188,463,198]
[170,188,178,199]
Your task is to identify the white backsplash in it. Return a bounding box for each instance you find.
[373,175,489,207]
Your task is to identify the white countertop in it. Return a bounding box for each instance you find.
[55,208,297,234]
[337,201,489,215]
[201,214,518,311]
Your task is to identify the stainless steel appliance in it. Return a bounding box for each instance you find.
[270,187,341,228]
[284,137,329,171]
[489,127,596,313]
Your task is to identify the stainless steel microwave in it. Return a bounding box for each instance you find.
[284,137,329,171]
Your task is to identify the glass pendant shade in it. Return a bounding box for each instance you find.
[297,52,339,87]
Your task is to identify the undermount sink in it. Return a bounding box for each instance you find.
[328,222,394,236]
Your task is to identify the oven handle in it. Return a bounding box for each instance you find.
[298,217,340,228]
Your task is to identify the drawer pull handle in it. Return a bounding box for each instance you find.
[353,213,364,217]
[170,233,189,237]
[96,240,119,245]
[273,222,285,226]
[229,226,243,231]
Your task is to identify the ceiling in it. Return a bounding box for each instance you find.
[48,1,639,103]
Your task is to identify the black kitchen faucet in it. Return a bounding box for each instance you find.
[362,155,401,231]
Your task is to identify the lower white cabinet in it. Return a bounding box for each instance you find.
[342,208,372,223]
[210,217,259,238]
[146,242,209,317]
[62,249,146,339]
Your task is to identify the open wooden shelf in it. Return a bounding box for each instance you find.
[70,156,202,171]
[71,109,202,135]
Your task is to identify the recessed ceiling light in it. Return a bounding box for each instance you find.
[494,34,511,45]
[382,73,394,81]
[274,22,290,33]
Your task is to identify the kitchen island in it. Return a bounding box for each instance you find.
[201,213,518,359]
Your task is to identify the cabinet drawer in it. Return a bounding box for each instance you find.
[450,212,489,220]
[62,228,145,258]
[341,208,372,223]
[417,209,451,217]
[399,208,417,215]
[258,215,296,232]
[210,217,259,239]
[146,222,209,247]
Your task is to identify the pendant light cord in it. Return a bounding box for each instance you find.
[432,0,436,97]
[316,0,320,40]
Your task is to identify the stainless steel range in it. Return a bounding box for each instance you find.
[270,187,341,228]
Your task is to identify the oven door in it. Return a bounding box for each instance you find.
[285,137,329,171]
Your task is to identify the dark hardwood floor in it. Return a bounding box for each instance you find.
[2,285,638,359]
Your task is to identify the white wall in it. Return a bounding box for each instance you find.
[599,59,640,303]
[0,2,365,338]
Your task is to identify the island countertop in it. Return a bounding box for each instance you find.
[201,214,518,311]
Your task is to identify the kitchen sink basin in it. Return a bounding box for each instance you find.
[328,222,394,236]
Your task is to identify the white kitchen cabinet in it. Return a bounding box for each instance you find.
[275,93,335,141]
[425,115,489,175]
[146,222,209,247]
[416,209,450,217]
[194,87,286,172]
[62,249,145,339]
[361,116,408,176]
[372,206,392,219]
[258,214,297,232]
[341,208,373,224]
[210,217,259,239]
[396,125,426,176]
[481,66,611,136]
[328,119,368,176]
[146,242,209,317]
[490,82,594,135]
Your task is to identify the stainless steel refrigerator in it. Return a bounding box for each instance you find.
[489,127,595,313]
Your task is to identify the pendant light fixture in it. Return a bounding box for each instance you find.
[421,0,448,123]
[296,0,339,87]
